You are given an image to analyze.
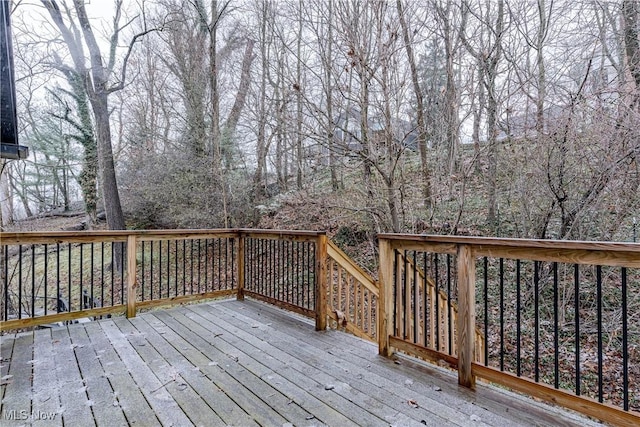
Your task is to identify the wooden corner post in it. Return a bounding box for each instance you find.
[457,244,476,389]
[237,233,245,301]
[378,238,395,357]
[315,234,328,331]
[126,235,137,318]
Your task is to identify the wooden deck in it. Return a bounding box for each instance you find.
[1,299,602,427]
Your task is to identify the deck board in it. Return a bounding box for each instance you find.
[0,298,603,426]
[82,321,159,426]
[230,299,587,427]
[32,329,63,426]
[50,326,95,425]
[150,310,312,426]
[197,304,448,427]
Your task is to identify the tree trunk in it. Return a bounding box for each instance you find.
[623,0,640,95]
[295,0,304,190]
[397,0,431,211]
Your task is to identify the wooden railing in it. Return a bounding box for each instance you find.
[0,229,327,332]
[394,250,485,363]
[325,239,378,341]
[378,234,640,427]
[3,228,639,425]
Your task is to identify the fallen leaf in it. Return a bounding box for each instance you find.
[408,399,419,408]
[334,310,348,327]
[324,384,335,391]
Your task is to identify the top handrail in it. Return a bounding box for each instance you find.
[378,233,640,252]
[379,234,640,268]
[0,228,325,245]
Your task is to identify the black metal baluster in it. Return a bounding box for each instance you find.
[280,239,284,301]
[247,238,252,293]
[434,253,440,351]
[18,245,23,318]
[283,240,288,302]
[286,240,291,303]
[197,239,201,294]
[516,259,521,377]
[596,265,603,403]
[230,238,235,290]
[267,239,271,297]
[217,238,222,291]
[110,243,114,306]
[90,243,94,308]
[225,238,229,290]
[534,261,539,382]
[483,256,488,366]
[4,245,9,319]
[553,262,559,389]
[120,243,125,304]
[182,239,186,295]
[158,241,163,299]
[296,241,300,306]
[423,252,428,346]
[574,264,580,396]
[150,241,154,300]
[141,241,145,301]
[272,239,276,298]
[278,239,282,301]
[79,244,84,309]
[447,254,452,354]
[393,249,398,335]
[402,250,407,339]
[413,251,419,344]
[174,240,178,297]
[165,241,170,298]
[500,258,504,371]
[31,245,35,317]
[310,242,315,310]
[621,267,629,411]
[257,239,262,295]
[190,239,194,294]
[205,239,209,292]
[303,241,307,308]
[101,243,105,307]
[56,243,60,313]
[261,239,266,296]
[44,245,48,315]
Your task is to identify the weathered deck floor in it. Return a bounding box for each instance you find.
[1,299,601,426]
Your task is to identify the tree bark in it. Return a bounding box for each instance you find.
[397,0,431,211]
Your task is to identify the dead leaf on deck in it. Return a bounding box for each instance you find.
[334,310,347,327]
[408,399,419,408]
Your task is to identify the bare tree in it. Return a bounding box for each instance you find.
[397,0,432,211]
[41,0,158,234]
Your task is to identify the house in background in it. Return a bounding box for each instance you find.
[331,107,419,156]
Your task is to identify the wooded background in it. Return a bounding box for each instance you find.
[1,0,639,243]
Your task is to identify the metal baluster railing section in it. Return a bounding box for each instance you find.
[243,232,318,317]
[480,258,639,413]
[1,237,127,325]
[378,234,640,421]
[135,233,238,305]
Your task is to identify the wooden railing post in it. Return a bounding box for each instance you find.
[315,234,328,331]
[237,233,245,301]
[378,238,395,357]
[126,235,137,318]
[457,244,476,389]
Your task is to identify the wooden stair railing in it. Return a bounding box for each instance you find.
[325,240,378,341]
[396,252,485,364]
